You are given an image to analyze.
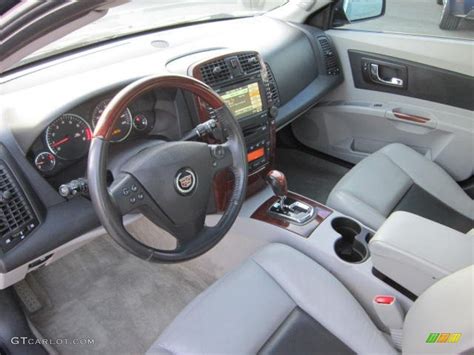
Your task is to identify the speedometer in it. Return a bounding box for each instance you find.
[92,99,132,142]
[46,114,92,160]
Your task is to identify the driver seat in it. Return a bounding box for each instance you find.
[147,244,472,354]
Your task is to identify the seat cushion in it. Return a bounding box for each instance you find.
[147,244,396,354]
[327,143,474,231]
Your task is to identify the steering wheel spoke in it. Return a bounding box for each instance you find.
[209,143,234,175]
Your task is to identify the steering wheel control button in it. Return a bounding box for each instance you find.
[175,168,197,195]
[122,187,130,196]
[137,193,144,200]
[131,184,138,192]
[212,145,225,160]
[129,197,137,204]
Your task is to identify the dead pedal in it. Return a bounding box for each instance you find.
[14,279,43,313]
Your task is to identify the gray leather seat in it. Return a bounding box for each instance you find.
[148,244,473,354]
[148,243,396,354]
[327,143,473,231]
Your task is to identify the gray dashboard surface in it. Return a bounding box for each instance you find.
[2,16,340,152]
[0,16,342,271]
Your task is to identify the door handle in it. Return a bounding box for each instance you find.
[370,63,404,87]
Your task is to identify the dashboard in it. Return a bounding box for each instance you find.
[0,15,342,285]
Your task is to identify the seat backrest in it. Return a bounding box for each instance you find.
[402,265,473,354]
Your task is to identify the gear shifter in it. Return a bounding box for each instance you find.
[265,170,288,208]
[265,170,315,225]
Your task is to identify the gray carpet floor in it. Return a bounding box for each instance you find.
[275,148,350,203]
[28,231,216,355]
[26,216,267,355]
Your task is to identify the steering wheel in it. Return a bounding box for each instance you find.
[87,75,248,262]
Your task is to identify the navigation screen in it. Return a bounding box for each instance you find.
[220,82,263,119]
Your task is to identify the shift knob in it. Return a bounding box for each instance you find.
[266,170,288,200]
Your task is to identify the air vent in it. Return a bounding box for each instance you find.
[265,63,280,107]
[200,58,231,86]
[317,36,340,76]
[0,162,37,252]
[238,53,261,74]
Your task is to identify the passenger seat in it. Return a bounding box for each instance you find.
[327,143,473,231]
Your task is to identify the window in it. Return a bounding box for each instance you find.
[339,0,474,40]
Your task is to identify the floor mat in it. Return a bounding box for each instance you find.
[28,233,216,355]
[275,148,350,203]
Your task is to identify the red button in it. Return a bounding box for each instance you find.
[374,295,395,305]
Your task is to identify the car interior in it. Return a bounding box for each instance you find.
[0,0,473,354]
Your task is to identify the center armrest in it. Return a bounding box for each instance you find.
[369,211,473,296]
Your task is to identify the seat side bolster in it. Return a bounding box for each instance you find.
[380,143,474,219]
[327,189,387,230]
[327,147,413,229]
[149,254,295,355]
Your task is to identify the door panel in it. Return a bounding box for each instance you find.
[292,30,474,181]
[349,50,473,110]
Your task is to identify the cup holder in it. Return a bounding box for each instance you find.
[332,217,369,263]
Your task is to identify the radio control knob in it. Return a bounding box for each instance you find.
[269,106,279,119]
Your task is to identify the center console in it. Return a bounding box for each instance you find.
[190,51,279,210]
[369,211,473,296]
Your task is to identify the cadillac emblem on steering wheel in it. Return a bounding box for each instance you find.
[175,168,197,195]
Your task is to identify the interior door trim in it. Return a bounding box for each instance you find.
[349,50,474,111]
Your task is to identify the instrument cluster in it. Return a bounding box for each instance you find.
[30,93,155,176]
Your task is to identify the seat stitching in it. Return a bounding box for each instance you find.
[336,189,386,216]
[249,258,296,304]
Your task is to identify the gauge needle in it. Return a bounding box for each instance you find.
[51,136,70,148]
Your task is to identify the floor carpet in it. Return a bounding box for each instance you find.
[26,216,267,355]
[275,148,350,204]
[28,232,216,355]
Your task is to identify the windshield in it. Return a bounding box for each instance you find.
[19,0,287,67]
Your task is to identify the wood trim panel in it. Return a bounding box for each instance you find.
[251,192,333,238]
[393,111,430,124]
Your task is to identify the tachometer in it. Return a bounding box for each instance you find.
[92,99,132,142]
[46,114,92,160]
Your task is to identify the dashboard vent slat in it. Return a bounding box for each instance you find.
[0,162,37,250]
[265,63,280,107]
[317,36,340,76]
[238,53,261,74]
